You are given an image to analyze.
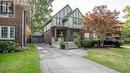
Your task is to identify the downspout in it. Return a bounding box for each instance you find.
[21,8,30,48]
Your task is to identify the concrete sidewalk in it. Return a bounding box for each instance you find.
[35,44,119,73]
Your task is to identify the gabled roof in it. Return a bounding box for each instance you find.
[44,5,83,27]
[44,4,72,27]
[62,8,82,21]
[62,11,73,21]
[53,4,72,17]
[43,17,53,27]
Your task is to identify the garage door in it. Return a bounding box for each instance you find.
[32,36,43,43]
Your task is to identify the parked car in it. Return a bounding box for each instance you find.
[104,36,124,47]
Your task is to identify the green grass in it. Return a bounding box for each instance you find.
[0,44,40,73]
[84,45,130,73]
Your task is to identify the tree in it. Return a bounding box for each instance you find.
[123,21,130,39]
[124,6,130,19]
[29,0,53,32]
[83,5,120,47]
[27,25,32,37]
[123,6,130,40]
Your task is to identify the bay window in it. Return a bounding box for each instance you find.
[0,26,15,40]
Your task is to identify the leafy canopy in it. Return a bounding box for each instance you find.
[83,5,120,40]
[29,0,53,32]
[83,5,120,48]
[123,6,130,39]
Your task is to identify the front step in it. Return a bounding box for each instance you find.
[65,42,78,49]
[52,42,78,49]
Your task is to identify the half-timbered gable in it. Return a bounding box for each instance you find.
[65,8,82,29]
[43,4,83,46]
[52,4,72,26]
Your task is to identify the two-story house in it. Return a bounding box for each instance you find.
[43,4,82,48]
[0,0,30,48]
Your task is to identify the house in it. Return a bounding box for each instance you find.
[43,4,82,48]
[0,0,30,48]
[83,23,123,39]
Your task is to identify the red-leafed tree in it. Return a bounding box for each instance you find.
[82,5,120,46]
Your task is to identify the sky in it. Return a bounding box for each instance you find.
[51,0,130,22]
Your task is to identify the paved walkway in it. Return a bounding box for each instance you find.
[35,44,119,73]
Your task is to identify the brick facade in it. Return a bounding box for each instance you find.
[43,29,52,43]
[0,2,29,47]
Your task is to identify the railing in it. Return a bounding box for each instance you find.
[53,23,81,29]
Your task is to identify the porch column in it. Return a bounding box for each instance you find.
[66,29,71,41]
[54,29,57,42]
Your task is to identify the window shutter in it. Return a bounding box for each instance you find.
[15,26,18,39]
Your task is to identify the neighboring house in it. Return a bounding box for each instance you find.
[83,23,123,39]
[0,0,30,48]
[43,4,82,45]
[106,23,123,38]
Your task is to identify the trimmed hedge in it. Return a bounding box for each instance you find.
[81,39,99,48]
[0,41,16,53]
[60,43,65,49]
[125,40,130,44]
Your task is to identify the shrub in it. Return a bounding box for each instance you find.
[60,43,65,49]
[125,40,130,44]
[73,32,81,48]
[81,39,99,48]
[0,41,16,53]
[59,32,66,49]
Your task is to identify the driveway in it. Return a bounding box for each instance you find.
[35,44,119,73]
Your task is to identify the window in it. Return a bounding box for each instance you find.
[73,18,81,24]
[0,26,15,39]
[0,1,14,14]
[1,27,8,38]
[56,18,60,24]
[10,27,15,38]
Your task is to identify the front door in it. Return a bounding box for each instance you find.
[57,29,66,41]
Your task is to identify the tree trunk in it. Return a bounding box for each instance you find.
[89,32,94,40]
[99,32,106,47]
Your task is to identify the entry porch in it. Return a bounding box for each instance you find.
[51,27,81,43]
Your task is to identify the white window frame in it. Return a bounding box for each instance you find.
[0,1,13,14]
[0,0,15,18]
[9,26,15,39]
[0,26,15,40]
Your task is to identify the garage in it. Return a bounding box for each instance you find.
[31,32,43,43]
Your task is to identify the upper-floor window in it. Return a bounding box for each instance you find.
[56,18,60,24]
[73,18,81,24]
[0,1,14,14]
[0,26,15,40]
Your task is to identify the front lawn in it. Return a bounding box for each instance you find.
[0,44,40,73]
[84,45,130,73]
